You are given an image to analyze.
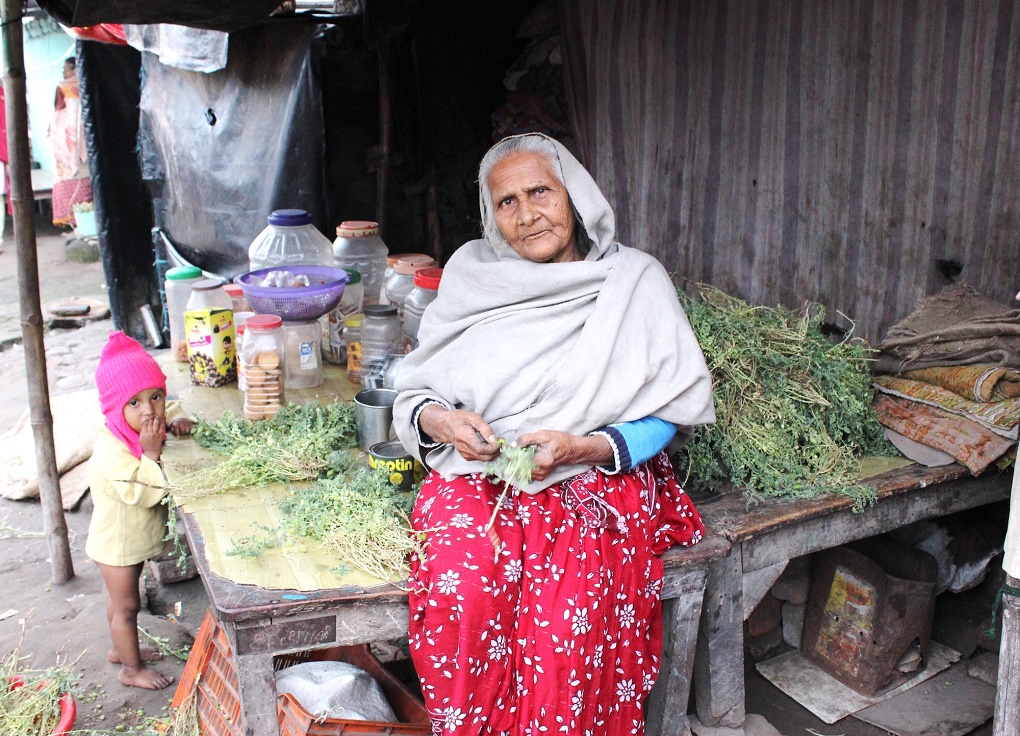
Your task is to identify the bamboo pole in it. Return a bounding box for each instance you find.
[993,575,1020,734]
[1,0,75,583]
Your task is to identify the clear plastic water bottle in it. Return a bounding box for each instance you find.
[248,209,333,271]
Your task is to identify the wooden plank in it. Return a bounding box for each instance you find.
[741,471,1011,571]
[994,575,1020,736]
[230,650,277,736]
[661,568,707,603]
[234,616,337,656]
[662,531,731,570]
[742,561,787,620]
[647,592,703,736]
[693,549,745,728]
[699,463,970,543]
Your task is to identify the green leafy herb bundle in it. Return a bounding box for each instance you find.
[676,284,891,510]
[175,401,357,496]
[229,453,419,585]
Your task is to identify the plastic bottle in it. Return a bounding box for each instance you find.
[402,267,443,351]
[323,269,364,364]
[383,255,436,317]
[343,313,364,384]
[332,220,389,306]
[186,278,233,312]
[248,209,333,271]
[242,315,285,421]
[283,319,324,389]
[164,265,203,362]
[360,304,402,383]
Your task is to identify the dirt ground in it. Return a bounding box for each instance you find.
[0,214,211,734]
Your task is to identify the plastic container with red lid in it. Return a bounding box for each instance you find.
[402,267,443,351]
[383,255,436,317]
[241,314,285,420]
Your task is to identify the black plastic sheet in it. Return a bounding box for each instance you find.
[138,21,325,276]
[79,40,159,340]
[36,0,283,33]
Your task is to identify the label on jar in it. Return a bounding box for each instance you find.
[299,341,315,370]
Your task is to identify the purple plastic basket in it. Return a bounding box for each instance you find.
[234,266,349,321]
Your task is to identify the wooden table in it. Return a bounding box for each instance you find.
[690,462,1014,730]
[163,359,732,736]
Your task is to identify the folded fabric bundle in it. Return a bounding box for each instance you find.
[872,394,1014,474]
[902,364,1020,403]
[874,283,1020,374]
[872,375,1020,439]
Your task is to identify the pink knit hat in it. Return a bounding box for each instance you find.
[95,331,167,458]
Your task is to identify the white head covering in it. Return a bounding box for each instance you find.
[393,134,714,492]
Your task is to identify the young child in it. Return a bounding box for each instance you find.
[86,332,194,690]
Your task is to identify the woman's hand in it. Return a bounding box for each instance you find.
[515,430,613,482]
[139,415,165,460]
[419,405,501,462]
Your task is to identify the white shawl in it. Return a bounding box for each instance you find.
[393,135,714,493]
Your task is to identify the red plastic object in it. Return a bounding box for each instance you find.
[7,675,77,735]
[66,24,127,45]
[174,609,430,736]
[412,267,442,290]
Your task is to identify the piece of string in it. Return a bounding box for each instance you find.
[985,582,1020,639]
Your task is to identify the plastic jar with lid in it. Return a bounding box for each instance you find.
[402,267,443,351]
[186,278,233,312]
[234,312,255,390]
[283,319,324,389]
[332,220,389,306]
[383,255,436,317]
[323,269,364,364]
[380,253,429,304]
[248,209,333,271]
[360,304,402,380]
[343,313,364,384]
[223,283,250,314]
[165,265,203,362]
[242,315,285,421]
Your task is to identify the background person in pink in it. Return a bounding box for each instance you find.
[48,57,92,228]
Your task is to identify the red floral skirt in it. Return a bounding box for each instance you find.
[408,452,705,735]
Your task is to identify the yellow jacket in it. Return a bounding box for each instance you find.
[85,402,186,567]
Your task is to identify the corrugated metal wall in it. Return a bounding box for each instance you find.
[561,0,1020,343]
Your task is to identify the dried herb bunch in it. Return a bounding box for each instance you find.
[676,284,892,510]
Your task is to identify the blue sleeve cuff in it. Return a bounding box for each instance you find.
[591,417,676,473]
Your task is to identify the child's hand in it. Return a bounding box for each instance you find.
[168,417,194,437]
[139,415,165,458]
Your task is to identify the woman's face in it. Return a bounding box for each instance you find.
[488,152,581,263]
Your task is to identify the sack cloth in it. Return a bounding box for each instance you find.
[902,364,1020,403]
[872,375,1020,439]
[874,283,1020,374]
[872,394,1014,475]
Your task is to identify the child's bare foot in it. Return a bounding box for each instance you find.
[118,666,174,690]
[108,645,164,664]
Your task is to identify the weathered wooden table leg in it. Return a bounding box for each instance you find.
[693,549,745,729]
[647,568,709,736]
[233,648,278,736]
[994,574,1020,735]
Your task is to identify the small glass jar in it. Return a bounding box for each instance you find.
[402,267,443,351]
[383,255,436,316]
[223,283,250,314]
[361,304,402,383]
[165,265,203,362]
[242,315,285,421]
[283,319,324,389]
[186,278,233,312]
[323,269,364,364]
[343,313,365,384]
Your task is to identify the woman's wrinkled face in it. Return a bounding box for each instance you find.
[488,152,582,263]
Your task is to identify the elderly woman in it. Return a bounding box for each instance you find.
[393,133,714,735]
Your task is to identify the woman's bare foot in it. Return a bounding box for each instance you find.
[118,665,174,690]
[108,645,163,664]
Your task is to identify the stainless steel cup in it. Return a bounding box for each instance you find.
[354,388,397,451]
